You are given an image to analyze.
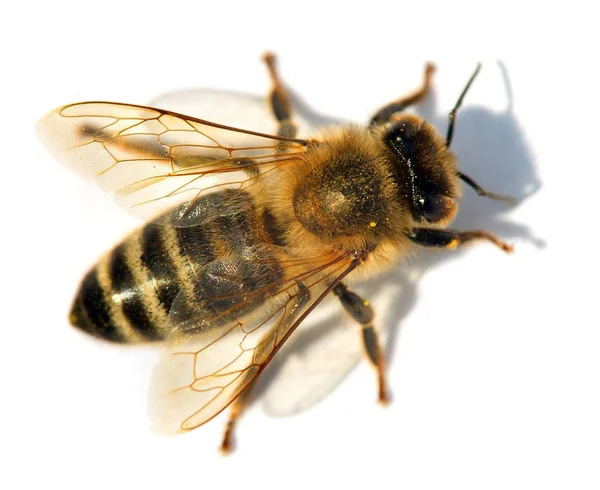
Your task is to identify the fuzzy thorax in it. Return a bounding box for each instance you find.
[270,126,416,274]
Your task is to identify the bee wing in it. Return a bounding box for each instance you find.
[149,249,359,433]
[149,89,319,139]
[36,102,308,220]
[261,307,363,416]
[261,279,402,416]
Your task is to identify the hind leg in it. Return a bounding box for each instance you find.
[220,380,256,455]
[333,282,389,405]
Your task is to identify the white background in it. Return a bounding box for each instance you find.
[3,1,599,489]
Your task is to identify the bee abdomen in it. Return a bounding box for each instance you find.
[69,190,271,344]
[69,227,181,344]
[69,268,128,342]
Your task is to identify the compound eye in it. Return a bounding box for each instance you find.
[384,120,417,158]
[420,194,455,222]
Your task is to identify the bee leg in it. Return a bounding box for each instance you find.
[369,62,436,127]
[362,325,390,405]
[333,283,389,405]
[220,380,256,455]
[262,51,297,139]
[408,228,514,253]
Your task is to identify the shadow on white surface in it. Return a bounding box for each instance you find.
[148,62,542,442]
[265,63,543,418]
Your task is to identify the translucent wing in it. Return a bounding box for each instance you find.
[260,302,363,416]
[36,102,309,219]
[149,88,320,139]
[149,249,360,433]
[261,278,403,416]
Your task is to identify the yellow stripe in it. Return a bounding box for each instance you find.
[125,230,171,339]
[160,223,196,306]
[96,251,146,343]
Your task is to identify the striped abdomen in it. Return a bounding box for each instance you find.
[69,191,281,343]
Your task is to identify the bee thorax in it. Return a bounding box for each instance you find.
[292,152,390,240]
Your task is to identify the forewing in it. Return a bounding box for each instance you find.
[149,89,319,139]
[149,250,357,433]
[36,102,308,219]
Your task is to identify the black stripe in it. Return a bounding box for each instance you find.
[176,223,216,274]
[110,243,162,341]
[141,225,180,312]
[73,269,126,342]
[220,209,256,252]
[192,255,283,322]
[262,207,286,246]
[172,190,255,265]
[174,223,215,324]
[205,195,258,256]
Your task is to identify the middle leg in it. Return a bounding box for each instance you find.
[333,282,389,405]
[407,227,514,253]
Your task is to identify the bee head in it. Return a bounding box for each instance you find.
[382,114,459,226]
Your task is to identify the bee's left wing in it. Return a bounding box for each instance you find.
[149,88,320,139]
[36,102,309,219]
[149,249,361,433]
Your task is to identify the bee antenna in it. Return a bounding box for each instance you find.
[456,171,517,204]
[448,64,516,205]
[446,63,481,148]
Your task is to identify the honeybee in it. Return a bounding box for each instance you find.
[36,52,514,454]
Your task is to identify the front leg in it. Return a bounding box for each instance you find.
[262,51,297,139]
[369,63,435,127]
[408,228,514,253]
[333,282,389,405]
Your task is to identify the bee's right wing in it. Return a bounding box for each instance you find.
[260,304,364,416]
[149,248,361,434]
[36,102,309,220]
[261,278,402,416]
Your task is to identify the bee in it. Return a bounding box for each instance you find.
[36,52,514,454]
